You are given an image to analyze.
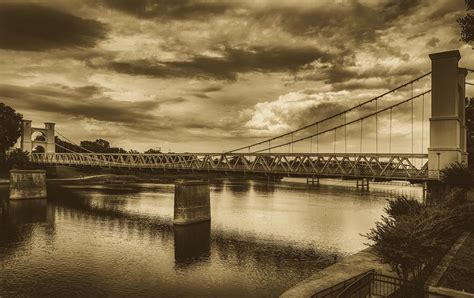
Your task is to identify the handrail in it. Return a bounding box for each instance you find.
[312,270,375,298]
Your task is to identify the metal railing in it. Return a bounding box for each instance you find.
[316,271,449,298]
[312,270,374,298]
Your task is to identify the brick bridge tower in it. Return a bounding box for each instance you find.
[20,120,55,153]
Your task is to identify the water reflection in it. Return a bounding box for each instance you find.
[174,221,211,266]
[0,180,404,297]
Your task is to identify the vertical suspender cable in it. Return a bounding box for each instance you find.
[375,99,378,153]
[316,123,319,153]
[389,108,392,154]
[360,119,363,153]
[310,137,312,153]
[411,96,414,156]
[291,134,295,153]
[344,112,347,153]
[334,129,336,153]
[421,94,425,154]
[269,140,271,153]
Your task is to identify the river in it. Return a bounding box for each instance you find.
[0,179,422,297]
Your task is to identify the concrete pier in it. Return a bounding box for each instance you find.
[9,170,47,199]
[356,178,370,191]
[173,180,210,225]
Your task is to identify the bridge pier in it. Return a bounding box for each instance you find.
[356,178,369,191]
[306,176,320,186]
[173,180,211,225]
[9,170,47,200]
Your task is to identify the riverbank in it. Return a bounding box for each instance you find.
[280,247,396,297]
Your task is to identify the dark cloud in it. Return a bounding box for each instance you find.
[0,3,107,51]
[99,0,232,19]
[100,45,330,80]
[426,37,440,48]
[253,0,422,43]
[0,84,158,123]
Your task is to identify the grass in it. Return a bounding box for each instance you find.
[438,232,474,293]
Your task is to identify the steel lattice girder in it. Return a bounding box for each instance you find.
[30,152,429,180]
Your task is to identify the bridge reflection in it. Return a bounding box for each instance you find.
[44,185,334,269]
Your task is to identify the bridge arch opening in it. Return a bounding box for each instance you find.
[31,131,46,142]
[32,145,45,153]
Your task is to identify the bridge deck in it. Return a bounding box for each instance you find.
[31,153,431,181]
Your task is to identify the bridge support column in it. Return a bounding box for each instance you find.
[307,177,319,186]
[9,170,47,199]
[356,178,369,191]
[428,50,468,179]
[174,180,210,225]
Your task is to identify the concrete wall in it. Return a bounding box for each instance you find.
[9,170,47,199]
[174,180,210,225]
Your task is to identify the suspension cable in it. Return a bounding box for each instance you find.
[55,129,96,153]
[227,72,431,153]
[251,90,431,153]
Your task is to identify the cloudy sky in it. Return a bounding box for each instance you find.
[0,0,473,153]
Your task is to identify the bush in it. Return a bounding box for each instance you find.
[440,162,473,189]
[5,149,30,170]
[385,196,423,219]
[364,195,465,282]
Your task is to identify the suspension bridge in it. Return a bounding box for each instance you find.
[22,50,470,182]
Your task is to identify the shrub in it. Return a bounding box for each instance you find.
[5,149,30,170]
[385,196,423,219]
[365,196,463,282]
[440,162,473,189]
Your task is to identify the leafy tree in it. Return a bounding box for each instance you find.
[144,148,162,154]
[364,201,460,282]
[440,161,473,189]
[385,196,422,220]
[458,0,474,43]
[5,149,30,170]
[0,103,22,167]
[467,98,474,167]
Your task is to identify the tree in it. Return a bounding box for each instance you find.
[0,103,22,166]
[144,148,162,154]
[363,196,467,282]
[440,161,473,190]
[467,98,474,167]
[459,0,474,43]
[5,149,30,170]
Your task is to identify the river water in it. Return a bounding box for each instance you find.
[0,179,421,297]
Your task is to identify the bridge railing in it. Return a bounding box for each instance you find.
[31,152,429,180]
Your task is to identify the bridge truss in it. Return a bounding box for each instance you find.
[31,152,428,181]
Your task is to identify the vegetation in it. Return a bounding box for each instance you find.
[440,162,473,189]
[4,149,30,170]
[458,0,474,44]
[80,139,127,153]
[364,162,474,283]
[0,103,23,168]
[467,98,474,167]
